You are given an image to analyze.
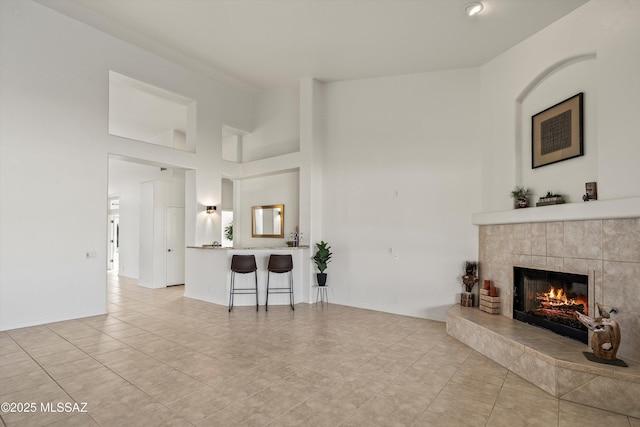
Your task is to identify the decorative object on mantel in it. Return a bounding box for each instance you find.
[313,241,332,286]
[460,261,478,307]
[288,226,302,247]
[583,181,598,201]
[510,185,530,209]
[532,92,584,169]
[576,302,627,367]
[483,279,491,291]
[480,285,500,314]
[536,191,565,206]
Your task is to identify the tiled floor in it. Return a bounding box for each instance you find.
[1,274,638,427]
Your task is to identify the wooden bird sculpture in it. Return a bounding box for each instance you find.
[575,302,621,360]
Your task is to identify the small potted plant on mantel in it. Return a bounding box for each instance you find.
[313,241,332,286]
[510,185,530,209]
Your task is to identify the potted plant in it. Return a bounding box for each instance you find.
[510,185,530,209]
[313,241,332,286]
[224,221,233,241]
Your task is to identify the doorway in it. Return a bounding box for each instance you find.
[108,158,186,287]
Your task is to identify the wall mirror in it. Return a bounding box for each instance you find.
[251,204,284,238]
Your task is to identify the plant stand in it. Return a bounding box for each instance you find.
[314,285,329,306]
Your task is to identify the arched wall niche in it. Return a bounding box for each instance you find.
[514,53,598,203]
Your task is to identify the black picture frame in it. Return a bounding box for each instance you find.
[532,93,583,169]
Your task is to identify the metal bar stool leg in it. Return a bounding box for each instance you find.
[228,272,235,312]
[289,271,294,310]
[254,271,259,311]
[229,255,258,313]
[266,271,270,311]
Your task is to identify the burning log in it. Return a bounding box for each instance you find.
[535,308,583,321]
[575,302,621,361]
[536,287,587,313]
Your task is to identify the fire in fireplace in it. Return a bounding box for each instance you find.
[513,267,589,343]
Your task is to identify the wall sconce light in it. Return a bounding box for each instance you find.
[464,2,484,16]
[206,205,217,214]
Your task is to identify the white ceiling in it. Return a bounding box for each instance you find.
[41,0,588,90]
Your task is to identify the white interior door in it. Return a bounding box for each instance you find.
[108,214,119,271]
[165,206,185,286]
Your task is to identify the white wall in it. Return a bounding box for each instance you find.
[520,61,597,203]
[236,171,300,248]
[0,0,253,330]
[243,86,300,162]
[322,69,482,320]
[480,0,640,211]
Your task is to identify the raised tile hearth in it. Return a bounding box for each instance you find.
[447,305,640,418]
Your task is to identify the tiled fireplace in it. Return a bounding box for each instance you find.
[446,217,640,417]
[478,218,640,361]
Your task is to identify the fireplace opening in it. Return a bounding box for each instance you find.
[513,267,588,343]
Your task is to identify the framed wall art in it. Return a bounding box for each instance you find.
[531,92,583,169]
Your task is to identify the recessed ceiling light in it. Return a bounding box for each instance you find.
[465,2,484,17]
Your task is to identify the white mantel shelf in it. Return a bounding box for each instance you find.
[472,197,640,225]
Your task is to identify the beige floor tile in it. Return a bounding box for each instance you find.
[486,406,558,427]
[166,388,236,423]
[44,413,100,426]
[54,365,122,394]
[43,357,105,381]
[196,402,273,427]
[0,358,41,380]
[0,369,55,396]
[79,338,131,356]
[120,363,181,388]
[276,398,355,427]
[0,381,69,405]
[1,407,76,427]
[346,387,431,426]
[142,373,210,405]
[427,386,495,419]
[490,387,559,426]
[54,327,104,342]
[311,375,386,411]
[0,339,23,356]
[501,370,553,398]
[1,273,633,427]
[22,341,79,358]
[67,377,138,409]
[88,393,163,426]
[33,348,90,368]
[558,400,632,427]
[414,408,489,427]
[0,348,32,367]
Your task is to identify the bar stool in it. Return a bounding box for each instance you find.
[265,254,294,311]
[228,255,258,312]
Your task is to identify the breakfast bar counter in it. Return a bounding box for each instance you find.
[185,246,311,308]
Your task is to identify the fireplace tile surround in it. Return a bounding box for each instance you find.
[477,217,640,362]
[446,216,640,416]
